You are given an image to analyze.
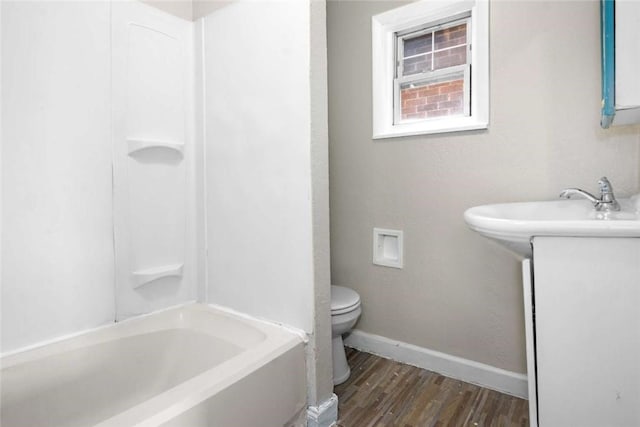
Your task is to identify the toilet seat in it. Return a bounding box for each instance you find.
[331,285,361,315]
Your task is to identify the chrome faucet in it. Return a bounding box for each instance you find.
[559,176,620,212]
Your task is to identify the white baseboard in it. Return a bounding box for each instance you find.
[306,393,338,427]
[344,330,528,399]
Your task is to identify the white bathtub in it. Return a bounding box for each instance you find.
[0,304,307,427]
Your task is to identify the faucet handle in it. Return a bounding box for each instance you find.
[598,176,614,195]
[597,176,620,210]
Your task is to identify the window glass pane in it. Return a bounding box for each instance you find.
[433,45,467,70]
[403,55,432,76]
[403,33,432,57]
[400,76,464,121]
[434,23,467,50]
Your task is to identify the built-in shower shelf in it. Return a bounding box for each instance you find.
[127,138,184,155]
[131,263,184,288]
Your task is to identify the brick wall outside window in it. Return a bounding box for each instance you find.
[398,23,467,121]
[401,79,464,120]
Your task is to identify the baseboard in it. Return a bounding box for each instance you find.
[344,330,528,399]
[307,393,338,427]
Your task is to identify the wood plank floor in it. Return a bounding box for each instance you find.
[334,348,529,427]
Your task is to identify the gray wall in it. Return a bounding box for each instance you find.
[327,0,640,373]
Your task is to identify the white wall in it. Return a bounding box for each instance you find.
[327,0,640,374]
[2,1,115,352]
[201,0,315,333]
[200,0,335,410]
[1,0,198,352]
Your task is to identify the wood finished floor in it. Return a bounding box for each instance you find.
[334,348,529,427]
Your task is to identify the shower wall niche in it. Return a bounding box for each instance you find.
[112,1,196,319]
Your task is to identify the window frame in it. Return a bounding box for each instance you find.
[372,0,489,139]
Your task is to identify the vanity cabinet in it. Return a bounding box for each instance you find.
[527,237,640,426]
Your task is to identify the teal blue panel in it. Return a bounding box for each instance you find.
[601,0,615,128]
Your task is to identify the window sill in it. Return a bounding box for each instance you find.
[372,117,488,139]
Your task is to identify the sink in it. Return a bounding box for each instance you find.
[464,196,640,257]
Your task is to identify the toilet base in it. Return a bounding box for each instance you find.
[332,335,351,385]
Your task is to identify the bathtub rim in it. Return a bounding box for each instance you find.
[0,301,194,360]
[1,302,306,370]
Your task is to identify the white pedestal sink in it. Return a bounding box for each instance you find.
[464,195,640,427]
[464,196,640,257]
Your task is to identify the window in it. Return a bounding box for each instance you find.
[396,16,470,123]
[372,0,488,138]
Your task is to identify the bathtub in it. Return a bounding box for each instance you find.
[0,304,307,427]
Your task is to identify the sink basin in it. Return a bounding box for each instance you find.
[464,197,640,257]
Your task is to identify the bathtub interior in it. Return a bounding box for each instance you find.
[2,330,243,427]
[0,304,306,427]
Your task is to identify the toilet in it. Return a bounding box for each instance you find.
[331,285,362,385]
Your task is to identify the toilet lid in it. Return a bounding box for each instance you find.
[331,285,361,314]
